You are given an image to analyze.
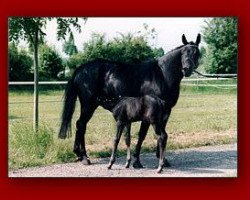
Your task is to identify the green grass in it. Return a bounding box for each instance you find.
[8,84,237,170]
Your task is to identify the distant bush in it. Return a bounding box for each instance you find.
[39,44,65,80]
[67,33,164,70]
[8,43,33,81]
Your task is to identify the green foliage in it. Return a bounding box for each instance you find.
[9,18,48,44]
[103,33,162,63]
[9,123,55,168]
[8,43,33,81]
[8,17,86,81]
[63,32,78,56]
[202,18,238,74]
[39,44,64,80]
[9,17,86,47]
[56,17,86,40]
[67,52,85,69]
[67,32,164,69]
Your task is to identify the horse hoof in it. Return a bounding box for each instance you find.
[75,157,82,162]
[125,163,130,168]
[133,161,144,169]
[81,157,91,165]
[107,165,112,170]
[157,167,163,174]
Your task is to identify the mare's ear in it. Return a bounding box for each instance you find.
[195,33,201,45]
[182,34,188,45]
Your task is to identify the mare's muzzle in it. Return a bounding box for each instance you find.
[182,58,197,77]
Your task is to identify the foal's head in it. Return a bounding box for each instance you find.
[181,34,201,77]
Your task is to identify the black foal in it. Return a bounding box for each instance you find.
[108,95,169,173]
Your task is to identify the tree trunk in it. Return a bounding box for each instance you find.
[33,30,39,132]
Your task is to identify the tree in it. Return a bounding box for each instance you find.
[9,17,87,131]
[39,44,64,80]
[9,43,33,81]
[66,52,85,70]
[63,32,78,56]
[202,17,238,74]
[67,32,164,71]
[107,33,161,63]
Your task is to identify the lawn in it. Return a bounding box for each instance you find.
[8,82,237,170]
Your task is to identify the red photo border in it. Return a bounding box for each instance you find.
[1,0,249,199]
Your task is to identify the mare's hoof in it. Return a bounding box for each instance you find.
[81,157,91,165]
[133,161,144,169]
[75,157,82,162]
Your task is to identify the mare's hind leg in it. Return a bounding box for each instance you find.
[133,121,150,169]
[124,123,131,168]
[108,121,125,169]
[74,104,97,164]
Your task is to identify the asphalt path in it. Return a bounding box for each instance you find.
[9,143,237,178]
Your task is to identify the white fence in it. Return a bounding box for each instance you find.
[9,77,237,104]
[8,77,237,86]
[9,77,237,126]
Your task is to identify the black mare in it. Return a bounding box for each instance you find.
[108,95,170,173]
[59,34,201,168]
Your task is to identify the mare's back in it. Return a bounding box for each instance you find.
[102,60,163,97]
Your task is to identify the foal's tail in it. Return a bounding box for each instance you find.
[58,77,77,139]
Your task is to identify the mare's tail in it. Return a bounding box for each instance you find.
[58,78,77,139]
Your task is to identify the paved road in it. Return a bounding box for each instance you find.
[9,143,237,177]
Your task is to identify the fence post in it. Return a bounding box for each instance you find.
[33,32,39,132]
[33,75,39,132]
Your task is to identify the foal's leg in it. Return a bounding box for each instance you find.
[156,109,172,167]
[158,132,168,173]
[156,137,170,167]
[133,121,150,169]
[153,124,168,173]
[124,123,131,168]
[74,104,97,164]
[108,122,125,169]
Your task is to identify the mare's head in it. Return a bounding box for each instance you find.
[181,34,201,77]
